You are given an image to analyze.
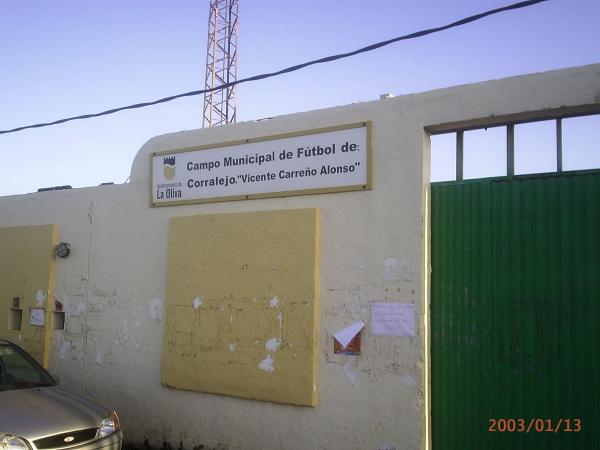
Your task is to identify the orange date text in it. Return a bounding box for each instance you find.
[488,418,582,433]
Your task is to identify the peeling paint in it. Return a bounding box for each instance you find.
[401,375,417,386]
[400,259,416,281]
[384,257,399,281]
[258,355,275,373]
[115,318,130,346]
[149,298,163,323]
[384,257,416,282]
[349,304,368,321]
[116,335,129,346]
[76,302,87,315]
[342,362,358,385]
[133,306,142,328]
[269,296,279,308]
[59,341,71,360]
[192,297,203,310]
[265,337,281,352]
[228,343,236,352]
[35,290,47,306]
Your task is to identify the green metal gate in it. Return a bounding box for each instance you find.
[431,170,600,450]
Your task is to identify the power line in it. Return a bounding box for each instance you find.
[0,0,549,136]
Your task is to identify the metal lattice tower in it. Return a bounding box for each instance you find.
[202,0,239,127]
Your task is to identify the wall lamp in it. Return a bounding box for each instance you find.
[55,242,71,258]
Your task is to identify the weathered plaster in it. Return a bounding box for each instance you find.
[0,64,598,450]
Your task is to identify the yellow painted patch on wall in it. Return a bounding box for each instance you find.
[162,209,320,406]
[0,225,58,367]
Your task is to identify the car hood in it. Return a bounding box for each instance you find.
[0,386,108,439]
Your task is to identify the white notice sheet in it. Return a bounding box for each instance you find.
[371,303,415,337]
[30,308,45,327]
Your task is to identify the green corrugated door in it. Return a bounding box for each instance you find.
[431,171,600,450]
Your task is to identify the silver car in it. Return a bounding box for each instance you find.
[0,339,122,450]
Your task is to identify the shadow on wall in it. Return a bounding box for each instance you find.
[123,439,227,450]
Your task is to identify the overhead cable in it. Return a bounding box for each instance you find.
[0,0,549,135]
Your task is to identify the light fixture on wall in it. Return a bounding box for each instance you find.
[55,242,71,258]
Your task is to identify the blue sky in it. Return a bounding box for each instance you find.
[1,0,599,195]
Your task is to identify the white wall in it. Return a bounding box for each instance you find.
[1,63,599,450]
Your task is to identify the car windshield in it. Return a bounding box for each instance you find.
[0,343,56,391]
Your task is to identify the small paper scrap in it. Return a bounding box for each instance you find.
[333,320,365,348]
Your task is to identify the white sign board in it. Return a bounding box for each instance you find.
[371,303,415,337]
[151,124,369,206]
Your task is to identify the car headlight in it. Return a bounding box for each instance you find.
[97,410,121,438]
[0,434,30,450]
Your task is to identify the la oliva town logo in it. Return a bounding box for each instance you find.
[163,156,176,180]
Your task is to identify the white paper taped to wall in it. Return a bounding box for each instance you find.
[371,303,414,337]
[30,308,45,327]
[333,320,365,347]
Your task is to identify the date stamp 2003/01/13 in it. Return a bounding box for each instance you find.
[488,418,582,433]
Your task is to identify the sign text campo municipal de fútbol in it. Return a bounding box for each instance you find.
[151,123,371,206]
